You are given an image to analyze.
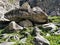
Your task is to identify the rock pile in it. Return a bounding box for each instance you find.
[0,1,54,45]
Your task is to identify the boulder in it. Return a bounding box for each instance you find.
[19,20,33,27]
[5,21,23,31]
[42,23,57,32]
[5,6,48,24]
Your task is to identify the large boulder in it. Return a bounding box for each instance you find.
[5,6,48,24]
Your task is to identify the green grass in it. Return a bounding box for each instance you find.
[45,16,60,45]
[45,35,60,45]
[48,16,60,23]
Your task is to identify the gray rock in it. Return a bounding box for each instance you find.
[34,34,50,45]
[0,42,15,45]
[53,23,60,27]
[50,11,57,16]
[32,7,48,17]
[0,0,13,12]
[0,34,20,41]
[5,21,23,31]
[19,20,33,27]
[54,28,60,35]
[0,0,20,11]
[25,32,30,36]
[0,7,7,14]
[33,26,41,36]
[0,12,9,21]
[46,33,50,36]
[13,35,19,41]
[21,2,31,13]
[0,34,9,39]
[0,4,10,21]
[42,23,57,32]
[20,37,27,43]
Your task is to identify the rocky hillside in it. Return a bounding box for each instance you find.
[20,0,60,15]
[0,0,60,45]
[0,0,60,15]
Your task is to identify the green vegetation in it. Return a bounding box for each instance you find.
[48,16,60,23]
[45,35,60,45]
[0,16,60,45]
[45,16,60,45]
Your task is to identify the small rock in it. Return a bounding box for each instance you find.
[53,23,60,27]
[34,34,50,45]
[33,26,41,36]
[20,37,27,43]
[5,21,23,31]
[0,7,7,14]
[32,6,48,16]
[1,34,9,38]
[32,7,43,13]
[42,23,57,32]
[54,28,60,35]
[46,33,50,36]
[19,20,33,27]
[25,32,30,36]
[0,18,10,21]
[0,7,9,21]
[21,2,31,12]
[0,42,15,45]
[13,35,19,41]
